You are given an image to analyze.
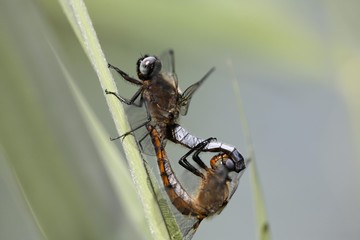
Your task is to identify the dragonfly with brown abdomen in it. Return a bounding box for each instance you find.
[146,124,248,239]
[106,50,245,173]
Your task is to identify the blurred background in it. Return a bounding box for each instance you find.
[1,0,360,239]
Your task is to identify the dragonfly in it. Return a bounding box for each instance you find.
[106,50,245,172]
[146,124,248,239]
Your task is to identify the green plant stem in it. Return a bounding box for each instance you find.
[58,0,169,239]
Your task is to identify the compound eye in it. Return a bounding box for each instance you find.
[224,158,235,171]
[138,56,161,79]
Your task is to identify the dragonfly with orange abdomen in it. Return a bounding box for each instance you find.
[146,124,248,239]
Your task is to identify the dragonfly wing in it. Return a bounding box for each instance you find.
[179,67,215,116]
[124,104,157,156]
[228,157,251,200]
[159,49,179,90]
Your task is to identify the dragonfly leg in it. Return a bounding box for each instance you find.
[178,137,215,177]
[105,87,143,107]
[108,63,143,85]
[109,100,152,141]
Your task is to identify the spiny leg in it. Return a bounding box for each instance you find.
[110,114,151,141]
[106,63,144,106]
[105,88,143,107]
[191,137,218,170]
[108,63,143,85]
[178,137,216,177]
[109,99,152,141]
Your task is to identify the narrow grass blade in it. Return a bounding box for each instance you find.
[58,0,170,238]
[230,61,272,240]
[52,52,150,238]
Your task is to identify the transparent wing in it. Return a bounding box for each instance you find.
[159,49,176,75]
[159,49,179,90]
[124,103,157,156]
[228,157,251,200]
[179,67,215,116]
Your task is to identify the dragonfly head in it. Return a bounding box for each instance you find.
[137,55,162,80]
[228,150,246,173]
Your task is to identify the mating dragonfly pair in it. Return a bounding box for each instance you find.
[106,50,247,238]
